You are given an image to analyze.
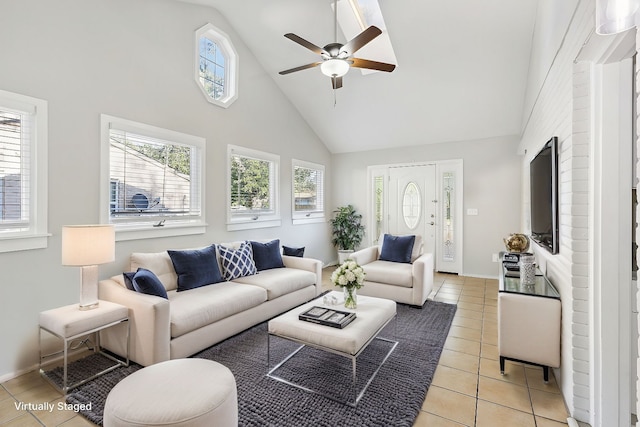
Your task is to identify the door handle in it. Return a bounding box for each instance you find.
[429,221,435,225]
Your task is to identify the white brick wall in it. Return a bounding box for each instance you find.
[518,1,593,421]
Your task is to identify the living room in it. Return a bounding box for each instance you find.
[0,0,638,426]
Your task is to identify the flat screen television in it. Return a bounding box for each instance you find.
[530,136,559,254]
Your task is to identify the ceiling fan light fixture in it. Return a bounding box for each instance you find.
[321,58,350,77]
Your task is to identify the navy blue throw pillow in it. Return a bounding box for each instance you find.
[379,234,416,264]
[122,272,136,291]
[282,245,305,257]
[251,240,285,271]
[167,245,224,292]
[132,268,168,299]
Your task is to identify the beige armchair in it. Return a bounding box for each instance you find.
[347,235,433,307]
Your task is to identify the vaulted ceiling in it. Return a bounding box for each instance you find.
[182,0,538,153]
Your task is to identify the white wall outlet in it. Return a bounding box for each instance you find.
[492,253,498,262]
[467,208,479,216]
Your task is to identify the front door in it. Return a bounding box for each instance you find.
[388,165,436,260]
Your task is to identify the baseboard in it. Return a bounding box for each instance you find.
[455,273,499,280]
[0,347,94,384]
[0,363,39,383]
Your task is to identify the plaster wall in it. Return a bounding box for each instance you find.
[0,0,333,380]
[331,135,522,278]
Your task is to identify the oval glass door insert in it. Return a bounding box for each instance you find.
[402,182,421,229]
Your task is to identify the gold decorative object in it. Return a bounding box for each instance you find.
[503,233,530,253]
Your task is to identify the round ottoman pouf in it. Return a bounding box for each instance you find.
[103,359,237,427]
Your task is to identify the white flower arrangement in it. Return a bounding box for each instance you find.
[331,259,365,290]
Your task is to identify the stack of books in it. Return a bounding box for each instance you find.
[299,306,356,329]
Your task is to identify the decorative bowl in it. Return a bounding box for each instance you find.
[503,233,530,253]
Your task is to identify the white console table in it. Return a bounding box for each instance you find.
[498,255,561,382]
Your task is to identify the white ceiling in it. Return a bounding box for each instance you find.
[182,0,538,153]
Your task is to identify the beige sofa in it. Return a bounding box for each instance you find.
[348,235,433,307]
[98,241,322,367]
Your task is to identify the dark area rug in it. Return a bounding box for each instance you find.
[47,299,456,426]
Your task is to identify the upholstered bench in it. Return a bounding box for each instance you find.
[103,358,237,427]
[267,291,397,405]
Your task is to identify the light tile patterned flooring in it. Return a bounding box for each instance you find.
[414,272,571,427]
[0,270,572,426]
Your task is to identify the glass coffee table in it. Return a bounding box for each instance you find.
[267,291,397,406]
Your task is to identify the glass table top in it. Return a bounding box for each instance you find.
[500,270,560,299]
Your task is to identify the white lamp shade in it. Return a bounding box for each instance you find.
[321,59,350,77]
[62,225,115,266]
[596,0,640,34]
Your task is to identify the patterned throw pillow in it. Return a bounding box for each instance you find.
[218,241,257,281]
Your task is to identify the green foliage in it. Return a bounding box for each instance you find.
[117,137,191,176]
[331,205,365,251]
[294,167,317,194]
[294,166,319,211]
[230,156,271,210]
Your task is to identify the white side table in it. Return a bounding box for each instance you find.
[39,300,129,393]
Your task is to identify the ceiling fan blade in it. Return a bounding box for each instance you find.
[340,26,382,56]
[350,58,396,72]
[284,33,326,55]
[279,62,322,75]
[331,76,343,89]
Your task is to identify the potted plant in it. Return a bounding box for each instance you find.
[331,205,365,263]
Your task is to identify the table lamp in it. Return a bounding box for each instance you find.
[62,225,115,310]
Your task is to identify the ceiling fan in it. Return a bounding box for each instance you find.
[278,0,396,90]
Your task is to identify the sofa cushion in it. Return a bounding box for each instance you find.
[361,260,413,288]
[132,268,169,299]
[168,281,267,338]
[251,239,285,271]
[231,268,316,300]
[131,251,178,292]
[218,241,257,281]
[379,234,416,263]
[168,245,224,292]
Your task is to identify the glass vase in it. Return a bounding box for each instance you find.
[344,286,357,309]
[519,253,536,286]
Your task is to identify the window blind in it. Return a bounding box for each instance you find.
[293,161,324,216]
[0,108,31,230]
[108,128,201,223]
[229,153,275,215]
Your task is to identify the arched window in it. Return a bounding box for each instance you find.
[195,23,238,108]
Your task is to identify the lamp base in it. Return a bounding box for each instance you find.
[79,265,100,311]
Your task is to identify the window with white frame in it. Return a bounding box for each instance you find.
[101,115,205,240]
[0,90,48,253]
[227,145,280,230]
[292,159,325,224]
[195,23,238,108]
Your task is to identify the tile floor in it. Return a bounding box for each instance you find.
[414,272,573,427]
[0,271,575,426]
